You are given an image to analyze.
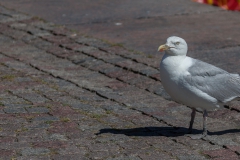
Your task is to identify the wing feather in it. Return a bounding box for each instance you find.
[183,59,240,103]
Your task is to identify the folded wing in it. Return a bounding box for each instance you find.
[183,59,240,103]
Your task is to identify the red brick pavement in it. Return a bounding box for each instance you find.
[0,3,239,160]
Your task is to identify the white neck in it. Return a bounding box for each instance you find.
[161,54,186,68]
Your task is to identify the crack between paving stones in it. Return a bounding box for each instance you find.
[131,107,173,127]
[0,12,14,18]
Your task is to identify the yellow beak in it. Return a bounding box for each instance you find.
[158,44,169,52]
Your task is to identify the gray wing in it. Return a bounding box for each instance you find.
[183,59,240,103]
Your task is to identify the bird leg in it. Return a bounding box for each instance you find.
[188,108,196,133]
[188,109,208,139]
[202,110,208,137]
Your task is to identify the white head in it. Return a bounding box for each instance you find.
[158,36,188,56]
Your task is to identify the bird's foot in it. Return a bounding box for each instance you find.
[187,134,206,139]
[186,131,208,140]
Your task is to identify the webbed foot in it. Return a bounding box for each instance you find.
[187,133,207,139]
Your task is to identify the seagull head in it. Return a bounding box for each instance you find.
[158,36,188,56]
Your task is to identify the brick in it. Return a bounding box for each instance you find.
[26,106,49,113]
[21,147,50,156]
[76,36,111,48]
[61,43,83,51]
[18,93,50,104]
[57,143,84,155]
[71,103,95,111]
[51,153,89,160]
[138,148,175,160]
[104,56,126,64]
[106,154,142,160]
[0,136,16,143]
[139,67,159,77]
[4,107,27,114]
[203,149,239,159]
[107,69,128,78]
[130,76,157,89]
[51,26,74,36]
[25,122,50,130]
[117,71,139,82]
[0,149,16,158]
[226,145,240,154]
[106,81,129,90]
[49,105,76,117]
[43,133,68,141]
[16,155,51,160]
[174,136,222,152]
[43,35,73,44]
[33,116,59,122]
[26,26,51,37]
[47,121,79,134]
[32,141,68,149]
[135,56,160,69]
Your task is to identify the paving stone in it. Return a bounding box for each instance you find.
[25,122,50,130]
[32,141,68,149]
[26,106,49,113]
[138,149,176,160]
[33,115,59,122]
[51,154,89,160]
[47,121,79,134]
[16,155,51,160]
[177,155,207,160]
[71,103,97,112]
[21,147,51,156]
[106,154,142,160]
[0,149,16,159]
[43,35,74,44]
[202,149,239,160]
[43,133,68,141]
[226,145,240,154]
[0,142,31,150]
[3,107,27,114]
[204,135,239,146]
[174,136,222,151]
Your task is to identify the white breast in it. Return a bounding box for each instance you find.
[160,55,190,101]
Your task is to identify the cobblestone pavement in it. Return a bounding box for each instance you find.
[0,5,240,160]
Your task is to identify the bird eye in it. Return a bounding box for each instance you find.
[175,42,180,45]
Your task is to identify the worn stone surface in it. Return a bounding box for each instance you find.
[0,2,238,160]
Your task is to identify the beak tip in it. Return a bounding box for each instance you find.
[158,45,166,52]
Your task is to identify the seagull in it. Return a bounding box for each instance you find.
[158,36,240,139]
